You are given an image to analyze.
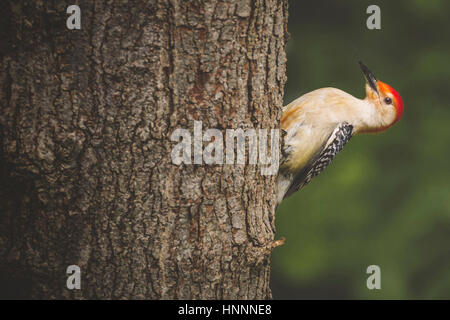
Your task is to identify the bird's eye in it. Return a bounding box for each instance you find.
[384,97,392,105]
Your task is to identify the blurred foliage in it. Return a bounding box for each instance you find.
[272,0,450,299]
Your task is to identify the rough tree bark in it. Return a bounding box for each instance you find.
[0,0,288,299]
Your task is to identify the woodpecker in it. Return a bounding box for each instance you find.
[277,61,404,204]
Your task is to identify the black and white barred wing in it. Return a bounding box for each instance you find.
[283,123,353,200]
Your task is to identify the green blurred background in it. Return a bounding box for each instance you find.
[272,0,450,299]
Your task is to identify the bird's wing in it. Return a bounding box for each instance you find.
[283,123,353,200]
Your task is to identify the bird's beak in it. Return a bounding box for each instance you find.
[359,61,378,94]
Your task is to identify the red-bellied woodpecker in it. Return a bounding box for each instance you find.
[277,61,404,204]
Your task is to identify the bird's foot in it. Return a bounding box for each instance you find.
[265,236,286,253]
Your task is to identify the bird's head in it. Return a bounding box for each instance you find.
[359,61,404,132]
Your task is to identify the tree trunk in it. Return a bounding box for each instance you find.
[0,0,288,299]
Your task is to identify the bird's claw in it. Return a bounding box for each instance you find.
[266,236,286,253]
